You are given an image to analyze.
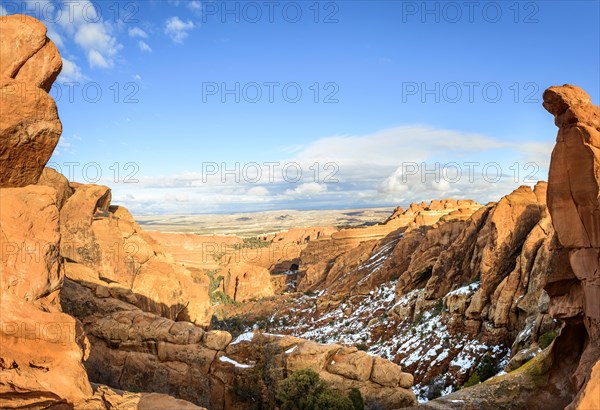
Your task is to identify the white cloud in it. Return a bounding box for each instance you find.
[86,49,107,68]
[101,125,552,213]
[52,136,76,156]
[165,16,195,44]
[74,22,122,68]
[138,40,152,52]
[0,5,6,16]
[54,1,122,69]
[133,74,142,81]
[128,27,148,39]
[284,182,328,198]
[247,186,270,196]
[293,126,509,167]
[58,58,86,82]
[187,1,203,14]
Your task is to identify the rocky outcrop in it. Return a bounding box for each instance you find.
[147,227,339,302]
[384,199,480,227]
[61,275,417,409]
[58,180,213,325]
[406,84,599,409]
[0,15,90,408]
[0,15,62,187]
[81,384,205,410]
[388,184,552,337]
[295,199,482,294]
[426,185,545,305]
[543,84,600,409]
[0,186,93,408]
[0,14,62,90]
[251,183,564,399]
[219,262,274,302]
[0,14,207,409]
[146,231,243,271]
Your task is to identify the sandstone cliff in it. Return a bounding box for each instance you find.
[238,184,560,400]
[61,277,416,409]
[544,84,600,410]
[46,169,213,326]
[0,14,205,409]
[411,84,600,410]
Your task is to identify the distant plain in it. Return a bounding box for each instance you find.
[136,207,395,236]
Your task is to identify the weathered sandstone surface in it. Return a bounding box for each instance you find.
[543,84,600,410]
[0,15,62,187]
[0,14,206,409]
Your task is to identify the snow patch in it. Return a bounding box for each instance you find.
[219,355,253,368]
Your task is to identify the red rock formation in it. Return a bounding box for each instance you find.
[61,275,417,409]
[0,15,90,407]
[0,15,62,187]
[296,200,482,293]
[0,187,93,407]
[544,84,600,409]
[0,14,206,409]
[56,178,213,325]
[219,262,274,302]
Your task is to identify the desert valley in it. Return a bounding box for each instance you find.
[1,8,600,410]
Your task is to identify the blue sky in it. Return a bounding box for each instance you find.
[3,0,599,214]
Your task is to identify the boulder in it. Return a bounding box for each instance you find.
[327,347,373,381]
[370,356,403,387]
[37,167,73,209]
[59,183,213,325]
[220,262,274,302]
[0,15,62,187]
[0,77,62,187]
[0,14,62,90]
[202,330,233,351]
[286,340,340,372]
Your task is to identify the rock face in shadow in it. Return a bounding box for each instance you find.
[56,177,213,326]
[0,15,62,187]
[543,84,600,409]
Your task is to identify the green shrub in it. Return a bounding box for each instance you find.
[538,330,558,349]
[204,269,237,305]
[210,316,246,337]
[212,290,236,305]
[412,313,423,324]
[230,333,285,409]
[464,371,480,388]
[276,369,360,410]
[276,369,328,410]
[355,343,368,352]
[477,355,497,382]
[348,388,365,410]
[431,299,445,316]
[232,237,272,250]
[314,390,354,410]
[212,251,226,262]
